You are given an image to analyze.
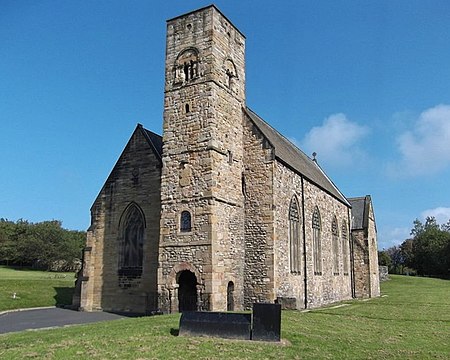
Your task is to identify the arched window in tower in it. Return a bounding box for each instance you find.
[342,223,349,275]
[332,216,339,275]
[224,59,237,89]
[312,207,322,275]
[174,48,199,84]
[180,210,192,232]
[289,196,301,274]
[118,203,145,277]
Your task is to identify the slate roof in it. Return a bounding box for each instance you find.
[140,125,163,160]
[348,196,369,230]
[244,107,350,206]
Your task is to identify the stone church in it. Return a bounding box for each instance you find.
[74,5,380,314]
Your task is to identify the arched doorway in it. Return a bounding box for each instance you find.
[178,270,197,312]
[227,281,234,311]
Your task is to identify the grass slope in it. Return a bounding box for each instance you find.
[0,275,449,359]
[0,266,76,311]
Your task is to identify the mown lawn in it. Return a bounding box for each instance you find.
[0,275,449,359]
[0,266,76,311]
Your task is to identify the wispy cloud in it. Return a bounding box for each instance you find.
[379,226,410,249]
[300,113,370,167]
[389,104,450,177]
[421,207,450,224]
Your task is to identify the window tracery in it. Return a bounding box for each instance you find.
[289,196,301,274]
[312,207,322,275]
[342,223,349,275]
[332,217,339,275]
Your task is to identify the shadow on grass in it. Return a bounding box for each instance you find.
[54,287,75,307]
[170,328,180,336]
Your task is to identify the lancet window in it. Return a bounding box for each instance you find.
[289,196,301,274]
[312,207,322,275]
[332,217,339,275]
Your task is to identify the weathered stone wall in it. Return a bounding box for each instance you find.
[242,114,275,308]
[352,229,369,298]
[159,6,246,312]
[301,177,352,308]
[367,203,380,297]
[80,127,161,313]
[352,200,380,298]
[272,162,305,309]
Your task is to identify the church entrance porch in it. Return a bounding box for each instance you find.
[177,270,198,312]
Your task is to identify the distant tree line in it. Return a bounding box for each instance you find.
[379,217,450,278]
[0,219,86,271]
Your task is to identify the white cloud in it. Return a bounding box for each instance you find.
[390,104,450,177]
[421,207,450,225]
[378,226,410,249]
[300,113,370,167]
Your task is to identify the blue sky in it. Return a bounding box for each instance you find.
[1,1,450,249]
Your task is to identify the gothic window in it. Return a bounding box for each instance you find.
[289,196,301,274]
[332,217,339,275]
[342,223,349,275]
[312,207,322,275]
[119,203,145,276]
[180,210,192,232]
[175,48,199,84]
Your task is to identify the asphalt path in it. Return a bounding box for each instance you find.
[0,307,125,334]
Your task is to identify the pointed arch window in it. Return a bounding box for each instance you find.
[289,196,301,274]
[180,211,192,232]
[332,217,339,275]
[312,207,322,275]
[342,223,349,275]
[119,203,145,277]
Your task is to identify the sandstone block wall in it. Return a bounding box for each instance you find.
[80,127,161,313]
[274,163,352,309]
[243,114,275,308]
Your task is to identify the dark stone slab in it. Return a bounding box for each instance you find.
[251,303,281,342]
[179,311,251,340]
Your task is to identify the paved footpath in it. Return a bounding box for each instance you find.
[0,307,124,334]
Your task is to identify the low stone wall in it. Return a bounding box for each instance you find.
[379,266,389,282]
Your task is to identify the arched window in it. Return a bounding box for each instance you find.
[342,223,349,275]
[119,203,145,276]
[289,196,301,274]
[227,281,235,311]
[332,217,339,275]
[180,211,192,232]
[175,48,199,84]
[312,207,322,275]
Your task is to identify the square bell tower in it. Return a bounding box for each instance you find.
[158,5,247,312]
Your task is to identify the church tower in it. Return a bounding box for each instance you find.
[158,5,246,312]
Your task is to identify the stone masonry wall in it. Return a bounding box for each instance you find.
[367,203,380,297]
[352,229,370,298]
[80,127,161,313]
[301,176,352,308]
[272,162,305,309]
[242,114,275,308]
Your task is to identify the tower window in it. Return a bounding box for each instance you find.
[180,211,192,232]
[185,103,190,113]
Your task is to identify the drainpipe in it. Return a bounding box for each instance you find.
[301,177,308,309]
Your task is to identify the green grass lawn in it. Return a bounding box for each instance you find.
[0,266,76,311]
[0,275,449,359]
